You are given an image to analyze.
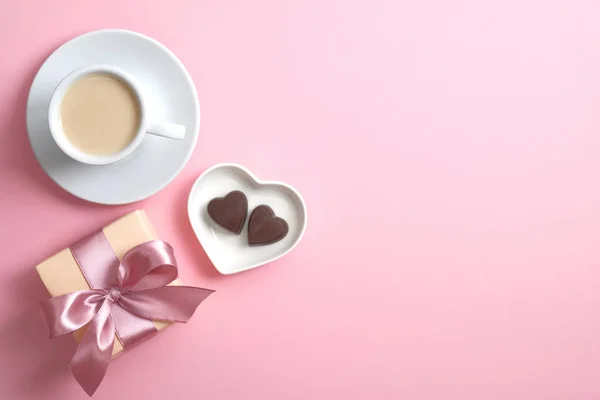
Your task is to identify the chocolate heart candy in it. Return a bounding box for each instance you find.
[207,190,248,234]
[248,205,288,246]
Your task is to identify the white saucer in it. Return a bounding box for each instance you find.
[188,164,307,274]
[26,29,200,204]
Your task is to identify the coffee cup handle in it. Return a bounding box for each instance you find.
[147,122,186,140]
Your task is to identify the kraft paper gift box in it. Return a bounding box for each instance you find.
[35,210,180,356]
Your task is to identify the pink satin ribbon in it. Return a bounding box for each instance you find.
[39,231,214,396]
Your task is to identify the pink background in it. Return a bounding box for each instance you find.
[1,0,600,399]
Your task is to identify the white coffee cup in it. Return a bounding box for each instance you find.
[48,64,185,165]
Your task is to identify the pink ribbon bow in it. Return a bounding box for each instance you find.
[39,231,214,396]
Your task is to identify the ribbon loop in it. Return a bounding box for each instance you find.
[40,290,107,338]
[119,240,178,292]
[39,234,213,397]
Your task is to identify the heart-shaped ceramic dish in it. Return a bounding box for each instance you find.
[188,163,307,274]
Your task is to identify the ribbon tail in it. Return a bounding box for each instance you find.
[119,286,214,323]
[39,290,106,338]
[70,298,116,397]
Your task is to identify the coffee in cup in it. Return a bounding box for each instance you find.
[60,73,141,155]
[48,65,186,165]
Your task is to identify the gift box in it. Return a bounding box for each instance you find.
[36,210,177,356]
[36,210,213,396]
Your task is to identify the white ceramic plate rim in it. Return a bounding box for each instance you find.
[26,29,200,205]
[187,163,308,274]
